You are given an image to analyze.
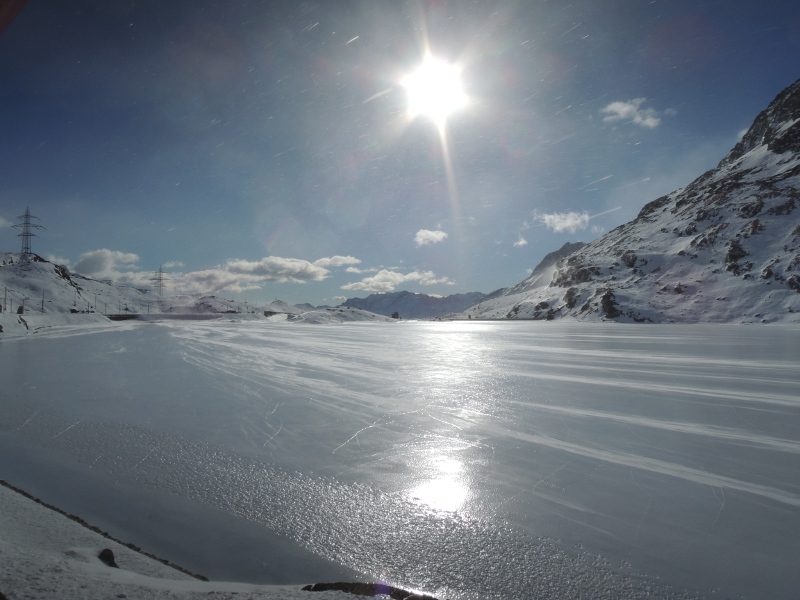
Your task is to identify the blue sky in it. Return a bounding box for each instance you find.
[1,1,799,306]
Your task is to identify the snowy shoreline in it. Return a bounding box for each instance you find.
[0,479,361,600]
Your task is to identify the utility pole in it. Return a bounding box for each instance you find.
[13,207,45,255]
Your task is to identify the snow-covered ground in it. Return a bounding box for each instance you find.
[2,319,799,599]
[0,482,352,599]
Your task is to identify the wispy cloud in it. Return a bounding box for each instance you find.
[0,216,10,228]
[341,269,454,293]
[345,266,378,274]
[513,235,528,247]
[601,98,664,129]
[313,255,361,268]
[163,260,184,268]
[414,229,448,247]
[70,250,354,294]
[533,206,622,235]
[178,269,264,294]
[535,211,590,233]
[177,256,331,294]
[225,257,329,282]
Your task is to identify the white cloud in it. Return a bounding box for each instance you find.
[163,260,184,268]
[414,229,448,247]
[601,98,662,129]
[345,266,379,274]
[70,250,336,294]
[225,256,329,283]
[174,255,332,295]
[313,255,361,268]
[0,216,10,228]
[341,269,454,292]
[535,211,590,233]
[513,235,528,247]
[177,269,263,294]
[72,249,154,286]
[45,254,71,267]
[74,249,140,277]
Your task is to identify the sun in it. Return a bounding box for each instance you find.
[401,53,467,129]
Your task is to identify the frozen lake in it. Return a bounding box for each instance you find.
[2,320,799,599]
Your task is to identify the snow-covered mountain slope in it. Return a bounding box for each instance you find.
[0,252,151,315]
[0,252,259,318]
[341,290,487,319]
[467,79,800,323]
[0,254,388,329]
[503,242,586,296]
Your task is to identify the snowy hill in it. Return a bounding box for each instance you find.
[0,253,261,318]
[467,79,800,323]
[0,252,151,316]
[340,290,487,319]
[0,254,390,332]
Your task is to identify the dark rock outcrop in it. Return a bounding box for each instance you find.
[302,581,438,599]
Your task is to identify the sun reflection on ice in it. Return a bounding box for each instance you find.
[409,455,469,513]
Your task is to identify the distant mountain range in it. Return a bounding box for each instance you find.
[466,78,800,323]
[340,290,488,319]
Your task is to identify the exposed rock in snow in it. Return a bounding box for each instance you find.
[503,242,587,297]
[467,79,800,323]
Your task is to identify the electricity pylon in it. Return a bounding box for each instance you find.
[14,207,44,255]
[151,265,168,296]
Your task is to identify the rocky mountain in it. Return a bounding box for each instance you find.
[504,242,586,297]
[340,290,487,319]
[467,78,800,323]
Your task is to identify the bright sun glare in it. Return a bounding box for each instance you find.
[402,53,467,129]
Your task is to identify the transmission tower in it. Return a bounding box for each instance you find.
[13,206,45,255]
[151,265,168,296]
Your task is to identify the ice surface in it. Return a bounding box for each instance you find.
[1,320,799,599]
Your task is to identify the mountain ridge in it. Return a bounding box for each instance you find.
[466,78,800,323]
